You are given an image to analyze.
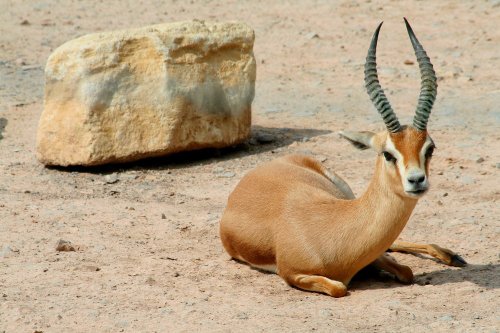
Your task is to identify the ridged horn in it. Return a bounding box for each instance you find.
[364,22,401,133]
[404,17,437,131]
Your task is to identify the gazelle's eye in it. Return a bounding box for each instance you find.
[383,151,397,163]
[425,145,435,158]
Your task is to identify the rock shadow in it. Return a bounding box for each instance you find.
[51,125,332,173]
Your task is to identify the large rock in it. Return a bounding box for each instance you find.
[37,20,256,166]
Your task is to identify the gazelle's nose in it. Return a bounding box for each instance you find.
[407,173,426,185]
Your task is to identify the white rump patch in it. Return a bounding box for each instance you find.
[251,263,278,274]
[234,255,277,274]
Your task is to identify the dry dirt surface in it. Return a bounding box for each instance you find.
[1,1,499,332]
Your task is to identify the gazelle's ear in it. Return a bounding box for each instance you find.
[339,131,376,150]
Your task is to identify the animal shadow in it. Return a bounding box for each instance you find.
[414,263,499,289]
[350,261,499,291]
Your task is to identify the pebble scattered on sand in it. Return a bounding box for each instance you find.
[104,173,119,184]
[0,245,19,258]
[55,239,76,252]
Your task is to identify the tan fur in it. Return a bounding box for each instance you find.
[390,127,427,168]
[220,126,463,297]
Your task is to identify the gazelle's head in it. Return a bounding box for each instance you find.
[340,18,438,199]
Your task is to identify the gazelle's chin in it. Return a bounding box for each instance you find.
[404,188,428,198]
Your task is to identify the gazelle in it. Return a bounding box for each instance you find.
[219,18,466,297]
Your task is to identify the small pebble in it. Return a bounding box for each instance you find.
[319,308,333,318]
[213,167,224,174]
[236,312,249,320]
[15,58,27,66]
[104,173,119,184]
[81,265,101,272]
[120,173,138,180]
[219,172,235,178]
[0,245,19,258]
[476,157,484,163]
[306,32,319,39]
[439,314,454,321]
[56,239,76,252]
[40,19,54,26]
[404,59,414,65]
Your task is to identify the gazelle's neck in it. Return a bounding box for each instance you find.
[341,158,419,280]
[359,158,418,237]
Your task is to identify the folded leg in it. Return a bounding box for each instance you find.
[284,274,347,297]
[371,253,414,284]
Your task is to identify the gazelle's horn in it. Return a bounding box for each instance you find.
[364,22,401,133]
[404,18,437,131]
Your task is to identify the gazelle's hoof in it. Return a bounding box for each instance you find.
[449,254,467,267]
[395,265,414,284]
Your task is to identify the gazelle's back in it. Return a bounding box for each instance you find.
[219,154,352,271]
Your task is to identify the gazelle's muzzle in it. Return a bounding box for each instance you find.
[403,168,428,196]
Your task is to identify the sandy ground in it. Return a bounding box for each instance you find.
[1,0,499,332]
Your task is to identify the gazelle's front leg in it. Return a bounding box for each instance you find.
[282,273,347,297]
[389,240,467,267]
[370,253,414,284]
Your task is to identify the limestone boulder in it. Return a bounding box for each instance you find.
[37,20,256,166]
